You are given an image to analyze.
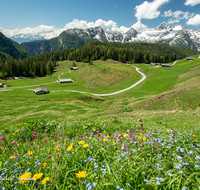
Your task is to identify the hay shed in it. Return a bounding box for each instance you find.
[186,57,196,60]
[33,87,49,95]
[70,67,79,70]
[161,64,171,67]
[57,79,74,83]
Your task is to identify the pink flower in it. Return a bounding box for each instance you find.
[121,144,125,151]
[13,152,19,156]
[10,141,16,145]
[0,136,6,142]
[47,155,52,159]
[141,142,144,147]
[33,131,38,137]
[44,138,49,143]
[138,119,142,122]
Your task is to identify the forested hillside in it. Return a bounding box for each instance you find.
[0,41,198,78]
[21,32,98,56]
[0,32,30,60]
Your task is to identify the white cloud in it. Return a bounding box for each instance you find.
[1,25,61,39]
[0,19,131,40]
[184,0,200,6]
[135,0,170,21]
[131,21,149,32]
[163,10,194,24]
[186,14,200,26]
[63,19,130,33]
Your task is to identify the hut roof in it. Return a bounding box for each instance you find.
[161,64,171,67]
[57,79,74,83]
[33,87,49,95]
[70,67,79,70]
[186,57,196,60]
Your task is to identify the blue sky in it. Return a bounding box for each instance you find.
[0,0,200,38]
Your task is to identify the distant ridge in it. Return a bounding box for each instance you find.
[16,22,200,56]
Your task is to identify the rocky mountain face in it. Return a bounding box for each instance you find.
[19,22,200,56]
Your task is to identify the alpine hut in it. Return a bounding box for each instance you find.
[70,67,79,70]
[161,64,171,67]
[33,87,49,95]
[186,57,196,61]
[57,79,74,83]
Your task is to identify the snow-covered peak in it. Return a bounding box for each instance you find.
[156,22,171,30]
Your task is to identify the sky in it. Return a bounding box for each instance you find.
[0,0,200,39]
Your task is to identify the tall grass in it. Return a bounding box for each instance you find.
[0,117,200,189]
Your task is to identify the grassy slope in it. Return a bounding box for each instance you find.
[1,56,200,128]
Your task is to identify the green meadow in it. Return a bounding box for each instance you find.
[1,56,200,128]
[0,55,200,189]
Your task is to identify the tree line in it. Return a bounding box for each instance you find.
[0,41,198,78]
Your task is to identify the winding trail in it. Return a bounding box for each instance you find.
[52,66,146,97]
[0,60,179,94]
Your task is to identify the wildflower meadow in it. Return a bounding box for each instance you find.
[0,117,200,190]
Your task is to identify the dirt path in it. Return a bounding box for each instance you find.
[1,65,147,96]
[51,66,146,96]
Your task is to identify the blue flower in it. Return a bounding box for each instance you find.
[156,181,161,185]
[92,182,97,187]
[168,173,172,177]
[182,187,187,190]
[144,179,149,182]
[189,150,193,154]
[180,148,184,153]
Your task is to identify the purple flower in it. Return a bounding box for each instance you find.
[33,131,38,137]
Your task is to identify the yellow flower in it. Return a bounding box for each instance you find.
[42,177,50,184]
[10,156,16,159]
[67,145,73,151]
[107,135,110,138]
[192,135,196,138]
[118,134,122,137]
[88,137,92,140]
[83,144,89,148]
[103,138,107,142]
[18,172,31,183]
[32,173,43,180]
[78,141,85,145]
[27,151,33,156]
[123,134,129,137]
[43,163,47,167]
[138,136,142,140]
[76,171,87,178]
[16,130,19,132]
[143,137,147,141]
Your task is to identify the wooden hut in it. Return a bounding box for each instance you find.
[33,87,49,95]
[186,57,196,61]
[57,79,74,83]
[161,64,171,67]
[0,83,3,88]
[70,67,79,70]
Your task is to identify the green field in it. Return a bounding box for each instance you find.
[1,56,200,189]
[1,56,200,128]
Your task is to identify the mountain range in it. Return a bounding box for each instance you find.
[18,22,200,56]
[1,22,200,57]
